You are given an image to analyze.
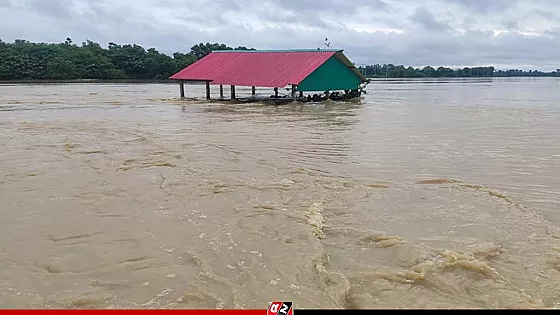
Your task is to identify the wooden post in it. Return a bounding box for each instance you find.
[179,80,185,98]
[231,85,236,100]
[205,81,211,100]
[251,86,256,96]
[274,88,278,98]
[219,85,224,99]
[291,84,296,101]
[299,91,303,98]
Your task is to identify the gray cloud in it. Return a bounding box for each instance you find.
[535,9,560,22]
[410,7,452,32]
[0,0,13,8]
[443,0,519,14]
[0,0,559,70]
[24,0,73,19]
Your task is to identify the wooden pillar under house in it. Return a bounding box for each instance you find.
[274,87,278,98]
[291,84,296,101]
[179,80,185,98]
[205,81,211,100]
[231,85,236,100]
[219,85,224,99]
[299,91,303,98]
[251,86,256,96]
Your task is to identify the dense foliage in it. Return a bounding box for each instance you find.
[0,38,253,80]
[0,38,558,80]
[357,64,560,78]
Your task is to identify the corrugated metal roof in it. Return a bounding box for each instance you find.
[214,49,343,53]
[169,50,343,88]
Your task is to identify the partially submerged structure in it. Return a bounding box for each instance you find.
[169,49,368,104]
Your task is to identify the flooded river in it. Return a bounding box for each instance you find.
[1,78,559,309]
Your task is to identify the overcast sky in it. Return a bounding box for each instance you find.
[1,0,559,70]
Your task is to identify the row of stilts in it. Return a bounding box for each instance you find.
[178,80,303,101]
[177,80,359,103]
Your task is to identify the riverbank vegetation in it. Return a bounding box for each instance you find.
[357,64,560,78]
[0,38,558,81]
[0,39,253,81]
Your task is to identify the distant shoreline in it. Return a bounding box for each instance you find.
[2,39,558,83]
[0,79,175,85]
[0,76,557,85]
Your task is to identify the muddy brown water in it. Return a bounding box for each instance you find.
[1,78,560,309]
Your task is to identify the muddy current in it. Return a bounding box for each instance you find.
[1,79,560,309]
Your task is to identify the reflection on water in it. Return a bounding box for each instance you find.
[0,78,560,309]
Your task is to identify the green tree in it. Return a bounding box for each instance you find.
[189,42,255,60]
[173,52,197,69]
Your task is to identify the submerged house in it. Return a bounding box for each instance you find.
[169,49,368,102]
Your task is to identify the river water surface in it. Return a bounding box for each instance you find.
[1,78,559,309]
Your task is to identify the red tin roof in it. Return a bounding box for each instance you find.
[169,49,349,88]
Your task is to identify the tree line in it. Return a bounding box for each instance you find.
[357,64,560,78]
[0,38,558,80]
[0,38,253,81]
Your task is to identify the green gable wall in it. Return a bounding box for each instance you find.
[297,56,361,92]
